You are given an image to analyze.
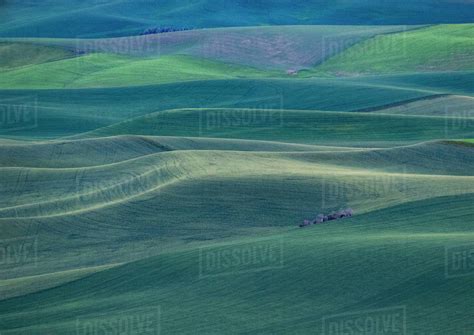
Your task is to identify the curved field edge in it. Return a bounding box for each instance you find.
[2,76,453,140]
[0,263,120,300]
[72,107,474,147]
[1,142,474,219]
[0,135,364,168]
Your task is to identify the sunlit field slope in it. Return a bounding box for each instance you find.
[0,54,280,89]
[309,24,474,76]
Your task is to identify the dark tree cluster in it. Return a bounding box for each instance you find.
[300,208,354,228]
[140,26,194,35]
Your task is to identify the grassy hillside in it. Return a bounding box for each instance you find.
[2,140,474,216]
[348,71,474,97]
[372,95,474,116]
[23,25,409,70]
[1,191,473,333]
[0,54,280,89]
[0,42,75,70]
[309,24,474,76]
[4,145,474,218]
[0,77,437,139]
[33,26,410,70]
[1,104,473,334]
[0,1,472,38]
[0,135,360,168]
[1,25,469,89]
[78,108,474,147]
[1,139,473,264]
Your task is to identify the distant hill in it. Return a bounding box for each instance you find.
[0,0,472,38]
[307,24,474,76]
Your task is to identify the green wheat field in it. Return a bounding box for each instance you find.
[0,1,473,334]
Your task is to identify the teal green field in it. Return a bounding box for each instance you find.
[0,3,473,334]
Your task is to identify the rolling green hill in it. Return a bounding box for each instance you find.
[0,54,280,89]
[1,107,474,334]
[1,139,473,266]
[0,156,473,333]
[0,135,361,168]
[0,77,441,139]
[1,25,470,91]
[15,25,409,70]
[2,140,473,218]
[309,24,474,76]
[77,107,474,147]
[369,95,474,116]
[0,42,75,70]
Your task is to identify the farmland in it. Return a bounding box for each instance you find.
[0,4,473,335]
